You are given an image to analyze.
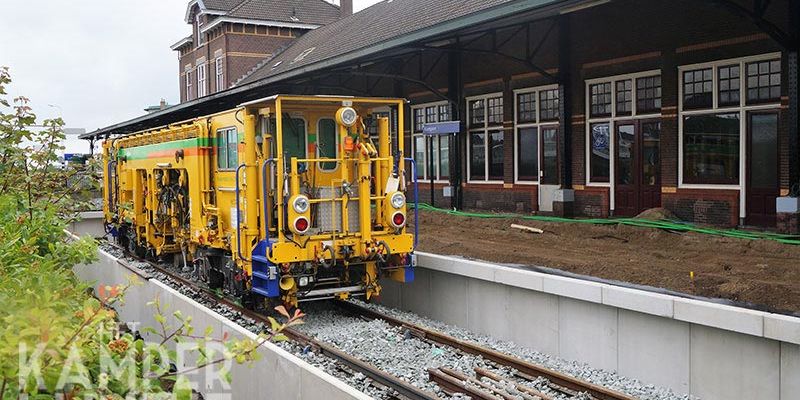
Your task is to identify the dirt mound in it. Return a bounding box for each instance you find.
[634,207,680,221]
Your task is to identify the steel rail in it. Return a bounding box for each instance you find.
[109,245,441,400]
[335,301,637,400]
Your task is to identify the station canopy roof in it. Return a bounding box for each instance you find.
[82,0,591,140]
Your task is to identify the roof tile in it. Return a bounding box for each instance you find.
[228,0,342,26]
[236,0,515,85]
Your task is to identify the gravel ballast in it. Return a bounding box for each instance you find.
[361,300,694,399]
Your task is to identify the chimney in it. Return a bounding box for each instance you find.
[340,0,353,17]
[159,98,167,110]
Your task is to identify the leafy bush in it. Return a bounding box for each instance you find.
[0,67,302,399]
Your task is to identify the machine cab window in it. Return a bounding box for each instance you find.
[217,127,238,170]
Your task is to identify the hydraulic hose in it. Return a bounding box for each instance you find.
[410,203,800,245]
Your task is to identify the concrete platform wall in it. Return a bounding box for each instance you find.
[380,253,800,400]
[72,244,369,400]
[70,211,105,238]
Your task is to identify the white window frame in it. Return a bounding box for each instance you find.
[466,92,504,184]
[678,53,782,189]
[185,70,193,100]
[215,57,224,92]
[513,84,559,185]
[197,62,207,98]
[410,100,451,183]
[584,70,662,193]
[678,52,782,220]
[196,14,204,47]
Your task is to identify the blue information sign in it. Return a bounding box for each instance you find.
[422,121,460,135]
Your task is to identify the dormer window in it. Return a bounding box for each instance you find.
[196,14,204,46]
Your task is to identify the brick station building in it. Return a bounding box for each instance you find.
[86,0,799,231]
[171,0,351,102]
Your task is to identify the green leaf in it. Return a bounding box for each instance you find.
[221,368,232,385]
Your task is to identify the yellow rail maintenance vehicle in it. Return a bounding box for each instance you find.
[103,95,418,307]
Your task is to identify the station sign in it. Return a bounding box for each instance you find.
[422,121,460,136]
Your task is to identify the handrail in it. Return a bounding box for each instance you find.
[404,158,420,249]
[107,160,117,215]
[261,158,275,243]
[234,163,249,262]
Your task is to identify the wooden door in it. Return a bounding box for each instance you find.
[639,121,662,211]
[615,123,638,216]
[615,120,661,217]
[745,112,779,227]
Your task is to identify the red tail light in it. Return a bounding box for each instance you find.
[294,217,309,233]
[391,212,406,228]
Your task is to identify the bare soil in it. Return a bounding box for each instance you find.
[411,209,800,314]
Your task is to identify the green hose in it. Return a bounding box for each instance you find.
[411,203,800,245]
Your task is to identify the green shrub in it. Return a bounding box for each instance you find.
[0,67,301,399]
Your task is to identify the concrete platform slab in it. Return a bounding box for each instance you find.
[781,342,800,400]
[542,274,603,303]
[690,324,780,400]
[675,298,764,337]
[765,313,800,344]
[617,310,690,393]
[557,297,618,371]
[602,285,674,318]
[467,278,511,341]
[429,270,469,327]
[507,287,559,355]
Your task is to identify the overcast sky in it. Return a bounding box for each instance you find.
[0,0,383,140]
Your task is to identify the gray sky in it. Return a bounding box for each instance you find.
[0,0,383,140]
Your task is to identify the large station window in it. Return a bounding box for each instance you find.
[682,113,740,185]
[216,127,238,170]
[678,54,781,188]
[467,94,504,182]
[411,101,451,181]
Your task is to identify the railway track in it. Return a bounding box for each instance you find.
[334,301,637,400]
[109,243,638,400]
[109,246,441,400]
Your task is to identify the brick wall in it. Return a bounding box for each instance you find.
[178,23,308,102]
[412,184,452,209]
[461,184,538,213]
[662,189,740,227]
[575,187,610,218]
